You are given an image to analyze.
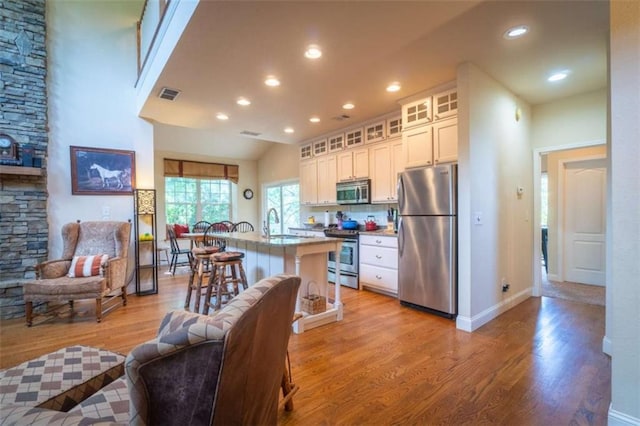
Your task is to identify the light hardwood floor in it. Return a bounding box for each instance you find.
[0,269,610,425]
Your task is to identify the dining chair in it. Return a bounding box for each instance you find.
[220,220,235,231]
[191,220,211,233]
[167,225,194,275]
[232,221,254,232]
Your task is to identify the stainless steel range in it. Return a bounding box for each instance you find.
[325,228,359,289]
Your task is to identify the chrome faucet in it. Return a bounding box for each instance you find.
[263,207,280,238]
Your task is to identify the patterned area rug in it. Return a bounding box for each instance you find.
[542,276,605,306]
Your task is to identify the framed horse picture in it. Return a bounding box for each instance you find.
[70,146,136,195]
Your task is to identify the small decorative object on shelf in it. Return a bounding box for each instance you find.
[133,189,158,295]
[0,133,21,166]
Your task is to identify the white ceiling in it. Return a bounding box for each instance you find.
[141,1,609,160]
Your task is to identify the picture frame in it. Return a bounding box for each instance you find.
[70,146,135,195]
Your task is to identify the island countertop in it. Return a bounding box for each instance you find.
[211,231,342,247]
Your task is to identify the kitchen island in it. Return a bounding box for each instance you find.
[221,232,343,334]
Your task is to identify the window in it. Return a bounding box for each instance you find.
[265,182,300,235]
[165,177,232,225]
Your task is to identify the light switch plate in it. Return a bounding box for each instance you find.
[473,211,483,225]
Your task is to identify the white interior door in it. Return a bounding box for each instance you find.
[563,159,606,285]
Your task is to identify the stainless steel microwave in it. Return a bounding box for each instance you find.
[336,179,370,205]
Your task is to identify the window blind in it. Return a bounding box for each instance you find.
[163,158,239,183]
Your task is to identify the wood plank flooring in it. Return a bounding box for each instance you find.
[0,269,610,425]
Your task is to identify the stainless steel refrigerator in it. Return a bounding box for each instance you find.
[397,164,457,317]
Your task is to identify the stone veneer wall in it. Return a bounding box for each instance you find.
[0,0,48,319]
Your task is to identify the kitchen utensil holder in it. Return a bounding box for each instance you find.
[301,281,326,315]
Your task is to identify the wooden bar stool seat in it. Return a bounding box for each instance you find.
[204,251,249,313]
[185,246,221,313]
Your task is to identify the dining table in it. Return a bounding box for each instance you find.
[181,232,205,249]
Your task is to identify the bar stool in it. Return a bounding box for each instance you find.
[203,251,249,313]
[185,245,220,313]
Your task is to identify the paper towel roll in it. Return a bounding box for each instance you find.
[324,211,330,227]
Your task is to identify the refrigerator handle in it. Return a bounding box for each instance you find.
[397,218,404,257]
[397,174,405,211]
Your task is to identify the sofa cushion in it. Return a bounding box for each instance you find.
[0,345,125,412]
[23,276,107,301]
[68,255,109,277]
[69,376,129,423]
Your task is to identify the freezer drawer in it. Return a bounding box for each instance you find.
[398,215,457,315]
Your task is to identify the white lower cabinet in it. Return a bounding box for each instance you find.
[359,234,398,296]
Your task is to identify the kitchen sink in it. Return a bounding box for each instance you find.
[268,234,313,239]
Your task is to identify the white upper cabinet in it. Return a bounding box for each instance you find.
[433,89,457,121]
[402,97,432,129]
[300,143,313,160]
[370,137,403,203]
[299,159,318,205]
[337,148,369,181]
[316,154,337,205]
[432,117,458,164]
[386,116,402,138]
[364,120,386,144]
[328,133,345,152]
[313,139,328,157]
[403,125,433,169]
[345,127,364,148]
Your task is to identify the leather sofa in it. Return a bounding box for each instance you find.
[1,273,301,425]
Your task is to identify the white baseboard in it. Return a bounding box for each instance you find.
[609,403,640,426]
[602,336,612,356]
[456,287,532,332]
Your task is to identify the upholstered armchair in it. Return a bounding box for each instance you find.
[23,220,131,326]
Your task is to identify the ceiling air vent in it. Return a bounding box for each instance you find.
[332,114,351,121]
[158,87,181,101]
[240,130,261,137]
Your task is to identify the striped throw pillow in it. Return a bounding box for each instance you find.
[68,254,109,277]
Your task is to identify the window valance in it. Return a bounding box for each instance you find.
[163,158,239,183]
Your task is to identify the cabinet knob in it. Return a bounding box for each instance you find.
[375,239,382,244]
[375,255,382,259]
[376,275,382,280]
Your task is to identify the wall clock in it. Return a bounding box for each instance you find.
[243,188,254,200]
[0,133,19,164]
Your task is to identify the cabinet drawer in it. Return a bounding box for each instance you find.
[360,264,398,292]
[359,234,398,248]
[360,246,398,269]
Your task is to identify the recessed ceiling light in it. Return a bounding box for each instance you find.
[342,103,355,110]
[236,97,251,106]
[284,127,295,134]
[264,76,280,87]
[386,82,401,92]
[548,71,569,82]
[216,113,229,120]
[304,44,322,59]
[504,25,529,39]
[309,117,320,123]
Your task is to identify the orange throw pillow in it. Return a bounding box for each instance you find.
[68,254,109,277]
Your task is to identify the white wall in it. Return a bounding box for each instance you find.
[609,1,640,423]
[457,62,533,331]
[531,89,607,149]
[256,142,300,224]
[47,0,154,289]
